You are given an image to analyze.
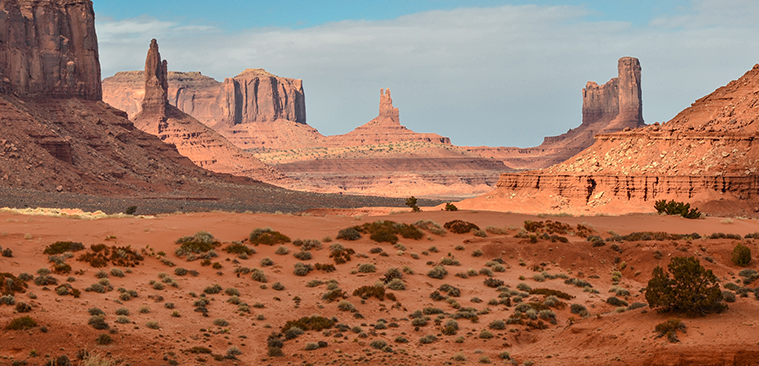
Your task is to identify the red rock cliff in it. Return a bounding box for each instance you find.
[219,68,306,126]
[0,0,101,100]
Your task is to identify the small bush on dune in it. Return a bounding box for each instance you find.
[224,243,254,256]
[655,318,687,343]
[250,228,290,246]
[732,243,752,267]
[337,228,361,241]
[654,200,701,219]
[175,231,219,256]
[444,220,480,234]
[44,241,85,255]
[413,220,447,236]
[5,316,37,330]
[428,266,448,279]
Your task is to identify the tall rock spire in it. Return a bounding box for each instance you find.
[581,57,644,132]
[378,88,400,123]
[141,39,169,115]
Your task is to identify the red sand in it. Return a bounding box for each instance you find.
[1,209,759,365]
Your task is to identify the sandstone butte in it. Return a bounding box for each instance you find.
[459,63,759,216]
[0,0,406,213]
[0,0,217,196]
[467,57,646,170]
[131,39,287,185]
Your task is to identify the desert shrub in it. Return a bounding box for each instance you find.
[5,316,37,330]
[337,300,356,312]
[654,200,701,219]
[732,243,752,267]
[44,241,85,255]
[472,249,483,257]
[224,243,254,256]
[337,228,362,241]
[723,291,736,302]
[387,278,405,290]
[370,339,388,350]
[353,285,386,300]
[115,316,130,324]
[479,330,494,339]
[0,273,28,296]
[473,229,487,237]
[440,257,460,266]
[427,266,448,279]
[304,342,319,351]
[485,225,509,235]
[249,228,290,246]
[275,245,289,255]
[413,220,447,236]
[88,315,109,330]
[570,303,587,315]
[357,263,376,273]
[203,284,222,295]
[564,278,593,288]
[282,315,335,333]
[294,262,313,276]
[96,333,113,345]
[251,269,267,283]
[419,334,437,344]
[444,220,480,234]
[489,319,506,330]
[293,251,312,260]
[646,256,726,315]
[606,296,628,307]
[114,307,129,316]
[213,318,229,326]
[655,318,687,343]
[444,202,458,211]
[351,220,423,244]
[175,231,219,257]
[145,321,160,329]
[1,248,11,257]
[272,282,285,291]
[439,284,461,297]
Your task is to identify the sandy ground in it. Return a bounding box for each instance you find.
[1,208,759,365]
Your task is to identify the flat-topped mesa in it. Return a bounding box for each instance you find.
[219,69,306,126]
[0,0,102,100]
[141,39,169,116]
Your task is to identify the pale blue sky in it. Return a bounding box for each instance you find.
[95,1,759,147]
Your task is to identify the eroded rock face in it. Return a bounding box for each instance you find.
[0,0,101,100]
[219,68,306,126]
[469,57,645,170]
[132,40,286,184]
[461,63,759,215]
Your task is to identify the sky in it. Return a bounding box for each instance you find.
[94,0,759,147]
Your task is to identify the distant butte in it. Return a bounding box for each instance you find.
[460,63,759,216]
[132,39,286,184]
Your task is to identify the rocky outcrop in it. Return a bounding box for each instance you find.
[468,57,646,170]
[460,63,759,216]
[132,40,285,184]
[0,0,101,100]
[218,68,306,126]
[323,89,451,146]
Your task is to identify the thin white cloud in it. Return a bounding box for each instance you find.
[97,3,759,147]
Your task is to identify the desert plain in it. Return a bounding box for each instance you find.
[1,207,759,365]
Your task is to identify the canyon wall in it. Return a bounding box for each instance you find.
[460,63,759,216]
[0,0,102,100]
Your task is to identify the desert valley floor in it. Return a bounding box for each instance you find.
[1,208,759,366]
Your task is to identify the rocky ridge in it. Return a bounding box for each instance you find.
[132,40,286,184]
[460,63,759,216]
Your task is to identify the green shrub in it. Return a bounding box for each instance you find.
[272,282,285,291]
[387,278,405,290]
[88,315,109,330]
[444,220,479,234]
[294,263,313,276]
[655,318,686,343]
[251,269,267,283]
[44,241,85,255]
[203,284,222,294]
[175,231,219,255]
[419,334,437,344]
[353,285,385,300]
[427,266,448,279]
[96,333,113,345]
[445,203,458,211]
[732,243,751,267]
[337,300,356,312]
[249,228,290,246]
[406,196,420,212]
[358,263,376,273]
[145,321,160,329]
[6,316,37,330]
[645,256,726,315]
[224,243,254,256]
[654,200,701,219]
[275,245,289,255]
[293,251,312,260]
[14,302,31,313]
[336,228,361,241]
[213,318,229,326]
[260,257,274,267]
[489,319,506,330]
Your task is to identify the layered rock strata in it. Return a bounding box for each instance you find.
[132,40,285,184]
[103,69,319,149]
[0,0,102,100]
[460,64,759,215]
[468,57,646,170]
